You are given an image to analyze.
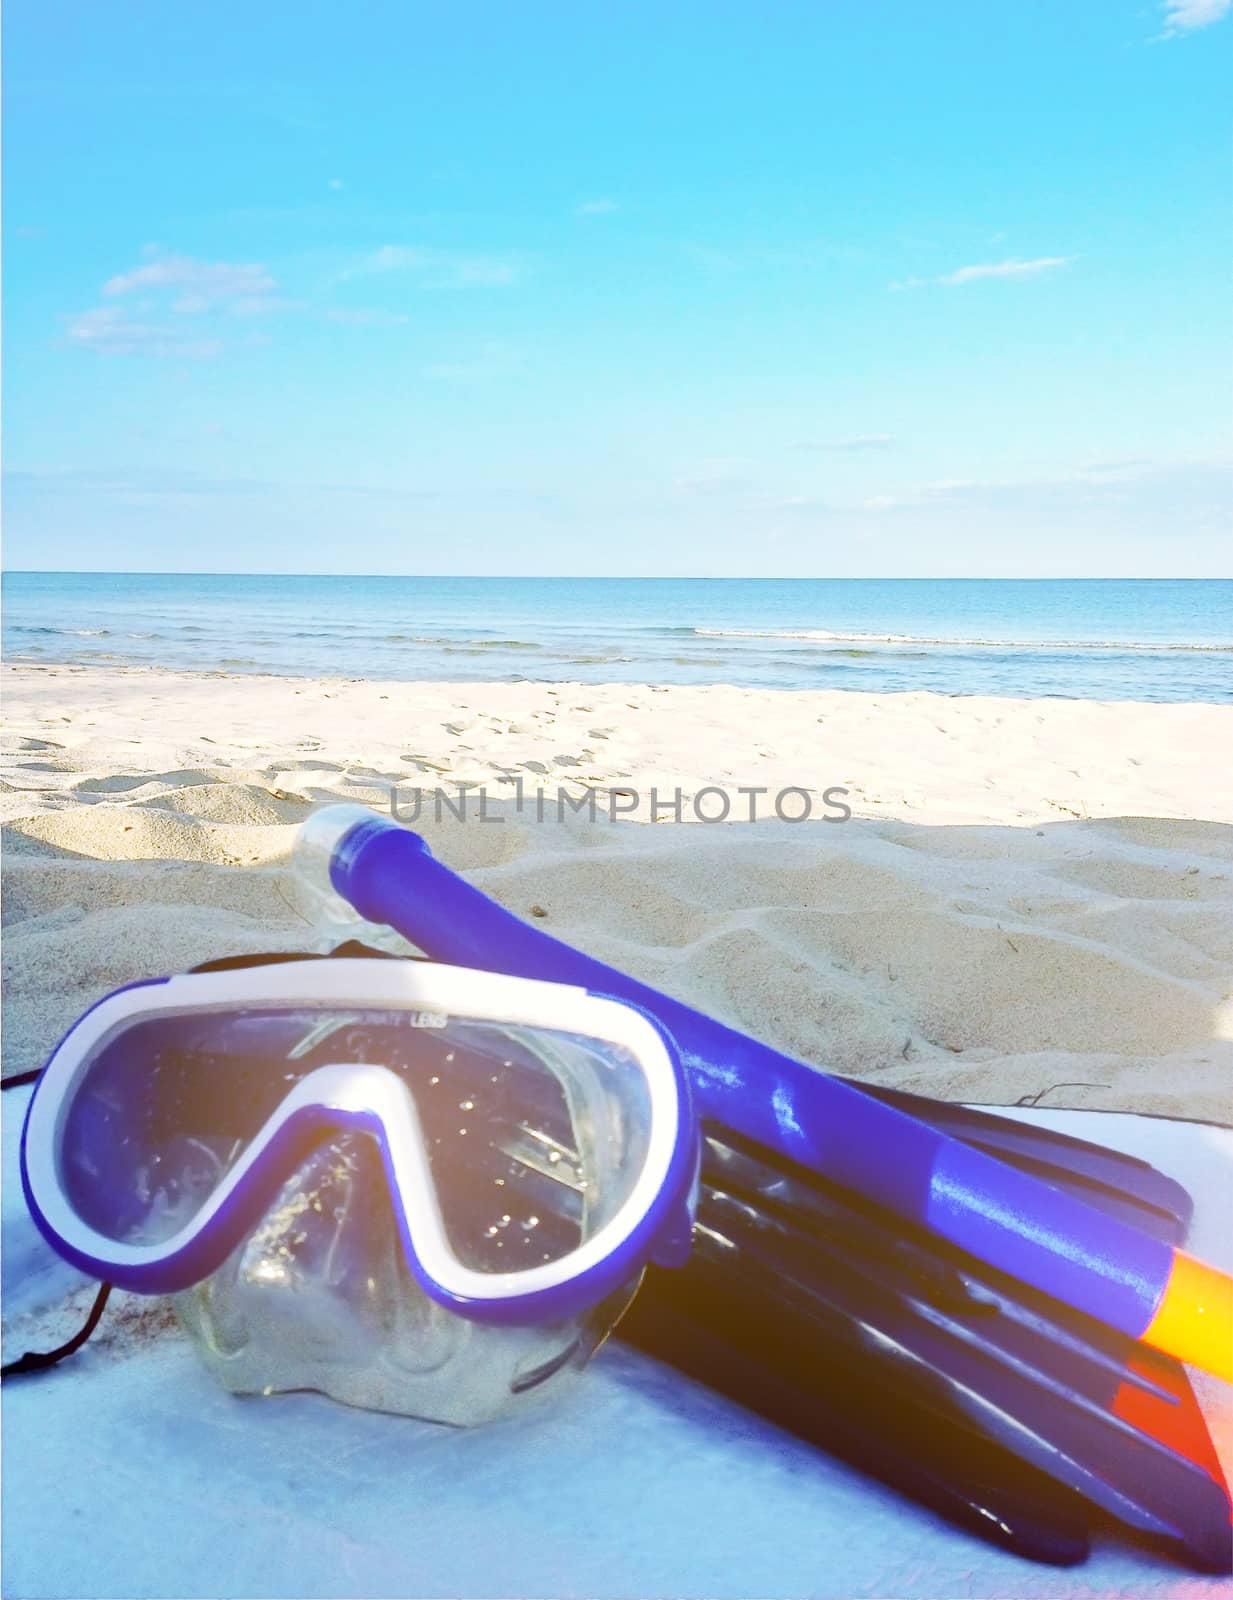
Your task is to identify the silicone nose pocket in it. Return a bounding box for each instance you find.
[174,1128,606,1423]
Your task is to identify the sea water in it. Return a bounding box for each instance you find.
[3,573,1230,703]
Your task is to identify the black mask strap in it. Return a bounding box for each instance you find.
[1,1283,113,1379]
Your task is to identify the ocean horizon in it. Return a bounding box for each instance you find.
[3,572,1230,704]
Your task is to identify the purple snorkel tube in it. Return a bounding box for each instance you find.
[301,804,1232,1376]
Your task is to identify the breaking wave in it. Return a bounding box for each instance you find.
[692,628,1232,652]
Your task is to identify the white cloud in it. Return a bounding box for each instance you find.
[326,307,410,326]
[576,198,619,215]
[801,434,895,453]
[4,466,441,503]
[941,256,1075,285]
[1073,457,1152,481]
[424,343,525,382]
[65,243,440,356]
[689,241,857,274]
[861,458,1232,513]
[891,256,1074,291]
[223,294,302,317]
[340,245,523,287]
[103,253,276,308]
[63,305,223,358]
[1162,0,1230,32]
[64,250,287,357]
[763,494,830,511]
[671,459,757,499]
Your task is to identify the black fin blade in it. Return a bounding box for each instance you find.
[620,1131,1231,1575]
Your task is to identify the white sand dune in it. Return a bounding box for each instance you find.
[3,662,1231,1122]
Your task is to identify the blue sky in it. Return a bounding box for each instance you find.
[4,0,1230,576]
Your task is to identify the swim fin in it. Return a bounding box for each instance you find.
[841,1079,1194,1240]
[621,1113,1230,1573]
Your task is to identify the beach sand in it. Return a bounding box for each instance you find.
[4,659,1233,1536]
[3,661,1231,1121]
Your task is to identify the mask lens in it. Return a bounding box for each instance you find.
[56,1002,655,1272]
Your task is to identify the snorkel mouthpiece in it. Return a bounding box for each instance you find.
[293,803,410,938]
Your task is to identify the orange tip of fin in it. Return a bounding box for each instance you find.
[1144,1250,1233,1381]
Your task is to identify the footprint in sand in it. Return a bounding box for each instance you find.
[72,774,155,794]
[74,768,216,795]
